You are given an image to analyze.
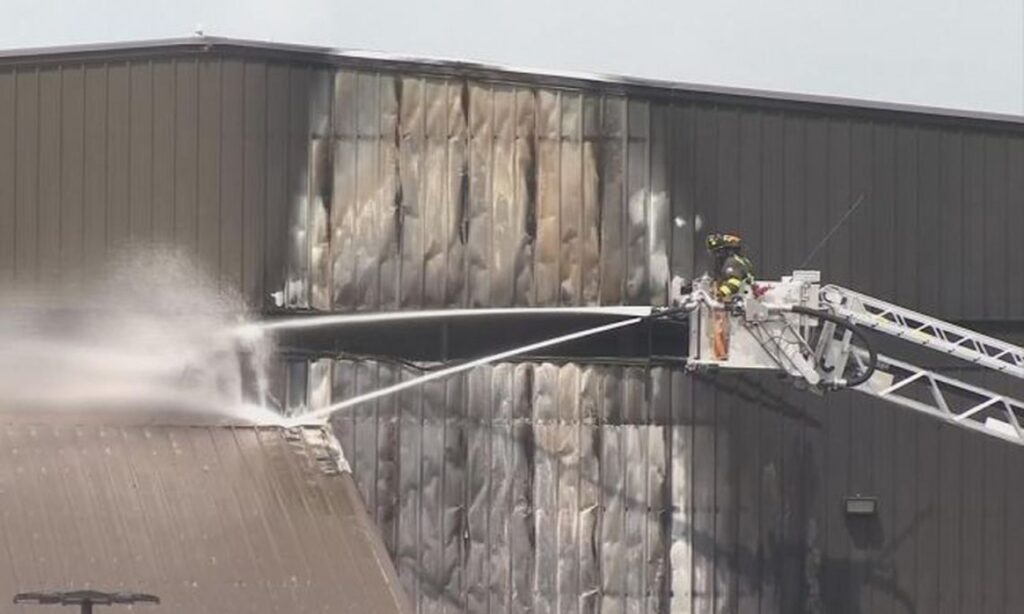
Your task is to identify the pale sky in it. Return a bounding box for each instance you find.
[2,0,1021,115]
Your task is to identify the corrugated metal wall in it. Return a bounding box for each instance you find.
[0,55,330,307]
[4,42,1024,614]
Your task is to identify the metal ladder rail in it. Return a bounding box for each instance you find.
[820,284,1024,380]
[853,350,1024,446]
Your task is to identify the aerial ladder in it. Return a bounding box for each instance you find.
[270,270,1024,447]
[682,270,1024,445]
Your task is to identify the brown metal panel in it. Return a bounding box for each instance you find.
[105,63,131,252]
[58,66,84,281]
[128,61,153,242]
[241,61,267,304]
[14,69,39,283]
[218,59,245,292]
[150,60,175,244]
[173,60,199,254]
[197,59,221,280]
[262,63,290,302]
[467,84,494,308]
[0,70,13,283]
[577,365,601,614]
[37,67,61,284]
[80,64,107,273]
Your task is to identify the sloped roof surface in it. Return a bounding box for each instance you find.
[0,423,409,613]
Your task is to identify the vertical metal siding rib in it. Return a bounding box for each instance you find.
[395,75,424,310]
[218,59,245,294]
[1006,137,1024,319]
[557,92,581,307]
[467,84,494,308]
[916,127,941,314]
[58,66,84,281]
[172,60,198,256]
[535,90,560,308]
[983,135,1008,320]
[597,95,625,304]
[37,68,61,284]
[15,69,38,283]
[962,134,986,319]
[624,100,649,304]
[128,61,153,243]
[0,70,13,283]
[150,61,175,244]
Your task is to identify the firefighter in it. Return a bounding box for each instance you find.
[706,232,754,302]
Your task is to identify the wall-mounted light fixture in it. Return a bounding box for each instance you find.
[843,496,879,516]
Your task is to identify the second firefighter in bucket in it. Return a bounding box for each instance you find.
[706,233,755,360]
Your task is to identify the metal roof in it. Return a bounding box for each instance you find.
[0,422,410,613]
[0,36,1020,130]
